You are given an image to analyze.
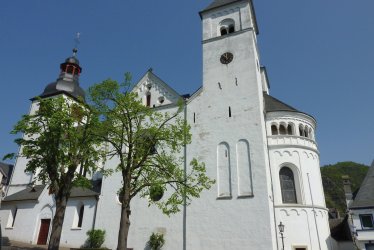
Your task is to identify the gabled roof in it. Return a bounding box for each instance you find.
[3,185,45,202]
[133,69,180,97]
[263,93,298,112]
[350,161,374,209]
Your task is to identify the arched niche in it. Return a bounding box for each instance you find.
[236,139,253,197]
[217,142,231,198]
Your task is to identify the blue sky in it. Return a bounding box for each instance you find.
[1,0,373,166]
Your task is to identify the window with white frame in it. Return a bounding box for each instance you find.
[360,214,373,229]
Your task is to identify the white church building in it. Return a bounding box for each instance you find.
[0,0,333,249]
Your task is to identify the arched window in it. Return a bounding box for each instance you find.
[279,167,297,203]
[279,125,287,135]
[219,19,235,36]
[220,27,228,36]
[228,25,235,34]
[77,205,84,228]
[271,125,278,135]
[304,127,309,138]
[287,124,293,135]
[299,125,305,137]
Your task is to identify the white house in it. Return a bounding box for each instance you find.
[0,0,333,249]
[349,161,374,249]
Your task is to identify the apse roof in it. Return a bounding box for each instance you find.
[263,93,299,112]
[350,161,374,209]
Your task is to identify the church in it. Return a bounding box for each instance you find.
[0,0,333,249]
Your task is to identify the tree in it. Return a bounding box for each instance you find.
[89,74,214,250]
[5,96,104,250]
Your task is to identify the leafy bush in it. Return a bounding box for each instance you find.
[85,229,106,248]
[148,232,165,250]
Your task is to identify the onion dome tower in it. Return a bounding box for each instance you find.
[34,48,85,100]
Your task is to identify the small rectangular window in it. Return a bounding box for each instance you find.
[146,95,151,107]
[360,214,374,228]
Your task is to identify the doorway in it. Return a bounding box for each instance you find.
[37,219,51,245]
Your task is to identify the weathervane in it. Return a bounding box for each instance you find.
[73,32,80,56]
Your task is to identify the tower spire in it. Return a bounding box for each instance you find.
[73,32,80,57]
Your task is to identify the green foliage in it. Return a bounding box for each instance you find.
[149,185,164,202]
[4,96,106,194]
[88,74,215,215]
[148,232,165,250]
[85,229,106,248]
[88,73,214,249]
[321,161,369,215]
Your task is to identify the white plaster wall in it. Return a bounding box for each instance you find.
[6,101,38,196]
[276,207,331,250]
[202,2,255,41]
[0,187,97,248]
[267,112,332,249]
[94,105,185,250]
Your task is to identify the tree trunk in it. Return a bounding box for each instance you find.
[48,192,68,250]
[117,186,131,250]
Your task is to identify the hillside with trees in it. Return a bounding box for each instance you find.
[321,161,369,215]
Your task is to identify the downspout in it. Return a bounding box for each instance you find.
[264,113,280,250]
[183,100,187,250]
[307,173,322,250]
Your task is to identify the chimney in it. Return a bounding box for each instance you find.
[342,175,353,209]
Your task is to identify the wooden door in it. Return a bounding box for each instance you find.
[37,219,51,245]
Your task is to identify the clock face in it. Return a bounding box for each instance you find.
[220,52,234,64]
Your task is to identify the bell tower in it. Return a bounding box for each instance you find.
[187,1,277,249]
[200,0,263,95]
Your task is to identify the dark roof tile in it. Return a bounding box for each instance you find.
[202,0,244,12]
[350,161,374,209]
[263,93,298,112]
[3,185,45,202]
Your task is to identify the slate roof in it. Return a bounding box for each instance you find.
[70,187,99,198]
[70,179,102,198]
[0,162,14,186]
[263,93,299,112]
[3,185,45,202]
[202,0,244,12]
[37,80,85,101]
[350,161,374,209]
[3,179,101,202]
